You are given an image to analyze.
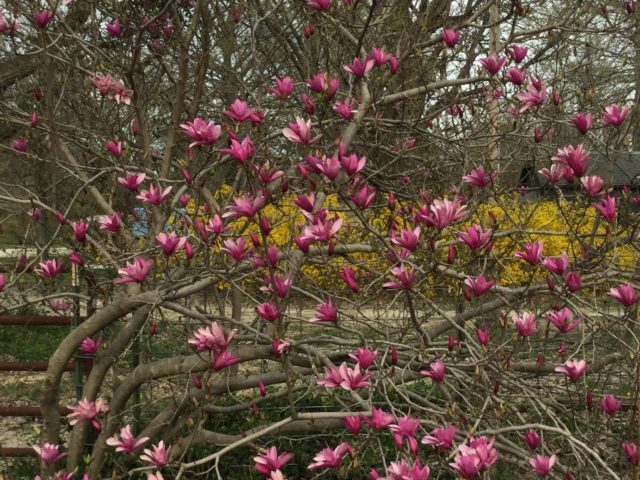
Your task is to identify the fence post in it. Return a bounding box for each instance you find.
[72,263,83,401]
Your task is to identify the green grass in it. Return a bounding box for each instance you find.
[0,324,69,361]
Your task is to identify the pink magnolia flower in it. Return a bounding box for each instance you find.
[49,299,72,313]
[352,184,376,210]
[573,112,592,134]
[342,415,361,434]
[303,23,315,38]
[269,76,295,98]
[539,165,565,184]
[156,232,187,256]
[344,57,375,77]
[391,227,421,252]
[180,118,221,148]
[282,117,321,145]
[479,53,507,75]
[389,415,421,455]
[521,430,541,450]
[333,98,357,120]
[118,172,146,191]
[69,250,84,266]
[78,337,102,355]
[221,137,255,163]
[442,29,460,48]
[530,75,544,90]
[106,140,123,157]
[308,443,352,470]
[552,144,590,177]
[221,237,254,262]
[91,74,116,95]
[35,259,64,279]
[383,265,416,290]
[317,362,372,390]
[464,275,496,298]
[31,111,38,127]
[449,454,482,479]
[547,307,582,334]
[365,408,394,429]
[477,328,490,346]
[422,425,457,451]
[374,459,430,480]
[338,266,359,293]
[456,224,492,250]
[136,184,172,206]
[507,44,528,63]
[513,311,537,337]
[423,198,468,229]
[609,283,640,307]
[188,322,236,353]
[529,455,557,477]
[297,217,343,244]
[258,164,285,185]
[462,165,497,188]
[205,214,230,235]
[33,9,53,29]
[301,93,316,114]
[0,14,20,32]
[272,338,290,358]
[261,273,293,298]
[421,359,445,383]
[147,472,165,480]
[458,436,499,471]
[389,57,400,74]
[624,442,639,464]
[10,138,28,152]
[593,195,616,224]
[555,359,588,381]
[140,441,169,469]
[309,298,338,324]
[70,221,89,243]
[107,79,133,105]
[580,175,605,197]
[306,0,332,11]
[33,443,66,465]
[370,47,393,66]
[316,156,341,180]
[0,274,5,292]
[213,350,241,370]
[67,397,109,431]
[223,194,266,219]
[99,212,122,234]
[256,301,282,322]
[106,425,149,453]
[504,67,527,85]
[340,152,366,176]
[348,347,378,369]
[516,84,547,112]
[306,72,339,96]
[115,257,153,284]
[565,271,582,292]
[29,207,42,221]
[254,446,294,477]
[599,394,621,415]
[223,99,264,124]
[601,103,629,126]
[106,18,122,37]
[541,252,569,275]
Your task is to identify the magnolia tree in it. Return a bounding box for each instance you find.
[2,0,640,479]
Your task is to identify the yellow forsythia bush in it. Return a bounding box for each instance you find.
[168,188,635,291]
